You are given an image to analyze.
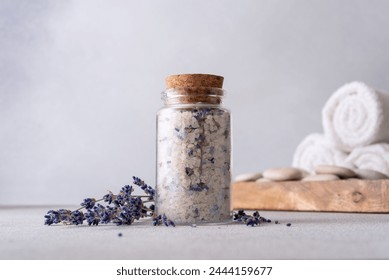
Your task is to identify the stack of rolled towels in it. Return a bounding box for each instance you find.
[292,81,389,178]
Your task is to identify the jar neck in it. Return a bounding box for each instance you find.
[161,87,225,106]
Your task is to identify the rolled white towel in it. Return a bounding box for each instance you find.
[292,133,351,173]
[322,81,389,152]
[345,143,389,176]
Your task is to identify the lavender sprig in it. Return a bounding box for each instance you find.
[44,176,174,227]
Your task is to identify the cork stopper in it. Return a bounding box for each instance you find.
[165,74,224,89]
[164,74,225,105]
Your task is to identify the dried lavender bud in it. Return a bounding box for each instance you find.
[132,176,155,200]
[132,176,144,187]
[162,214,169,226]
[93,203,105,214]
[189,182,209,192]
[121,185,133,196]
[233,210,249,222]
[103,191,115,204]
[185,167,194,176]
[44,210,61,225]
[286,223,292,227]
[58,209,71,222]
[193,108,211,120]
[100,205,117,224]
[81,198,96,210]
[44,209,72,225]
[113,206,135,226]
[152,215,161,226]
[169,221,176,227]
[85,210,99,226]
[70,210,84,225]
[143,185,155,200]
[246,217,259,227]
[118,233,123,237]
[113,194,126,207]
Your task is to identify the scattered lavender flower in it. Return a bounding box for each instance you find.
[153,214,175,227]
[233,210,270,227]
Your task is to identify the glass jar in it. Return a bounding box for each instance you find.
[156,74,231,224]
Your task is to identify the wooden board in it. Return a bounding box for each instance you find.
[231,179,389,213]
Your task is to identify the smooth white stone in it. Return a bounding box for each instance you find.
[354,169,389,180]
[315,165,357,179]
[234,172,262,182]
[263,167,303,181]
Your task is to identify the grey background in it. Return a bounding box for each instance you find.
[1,0,389,205]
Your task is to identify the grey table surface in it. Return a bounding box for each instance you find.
[1,206,389,260]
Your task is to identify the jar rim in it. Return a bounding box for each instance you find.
[161,87,226,105]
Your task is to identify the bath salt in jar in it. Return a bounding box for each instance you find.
[156,74,231,224]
